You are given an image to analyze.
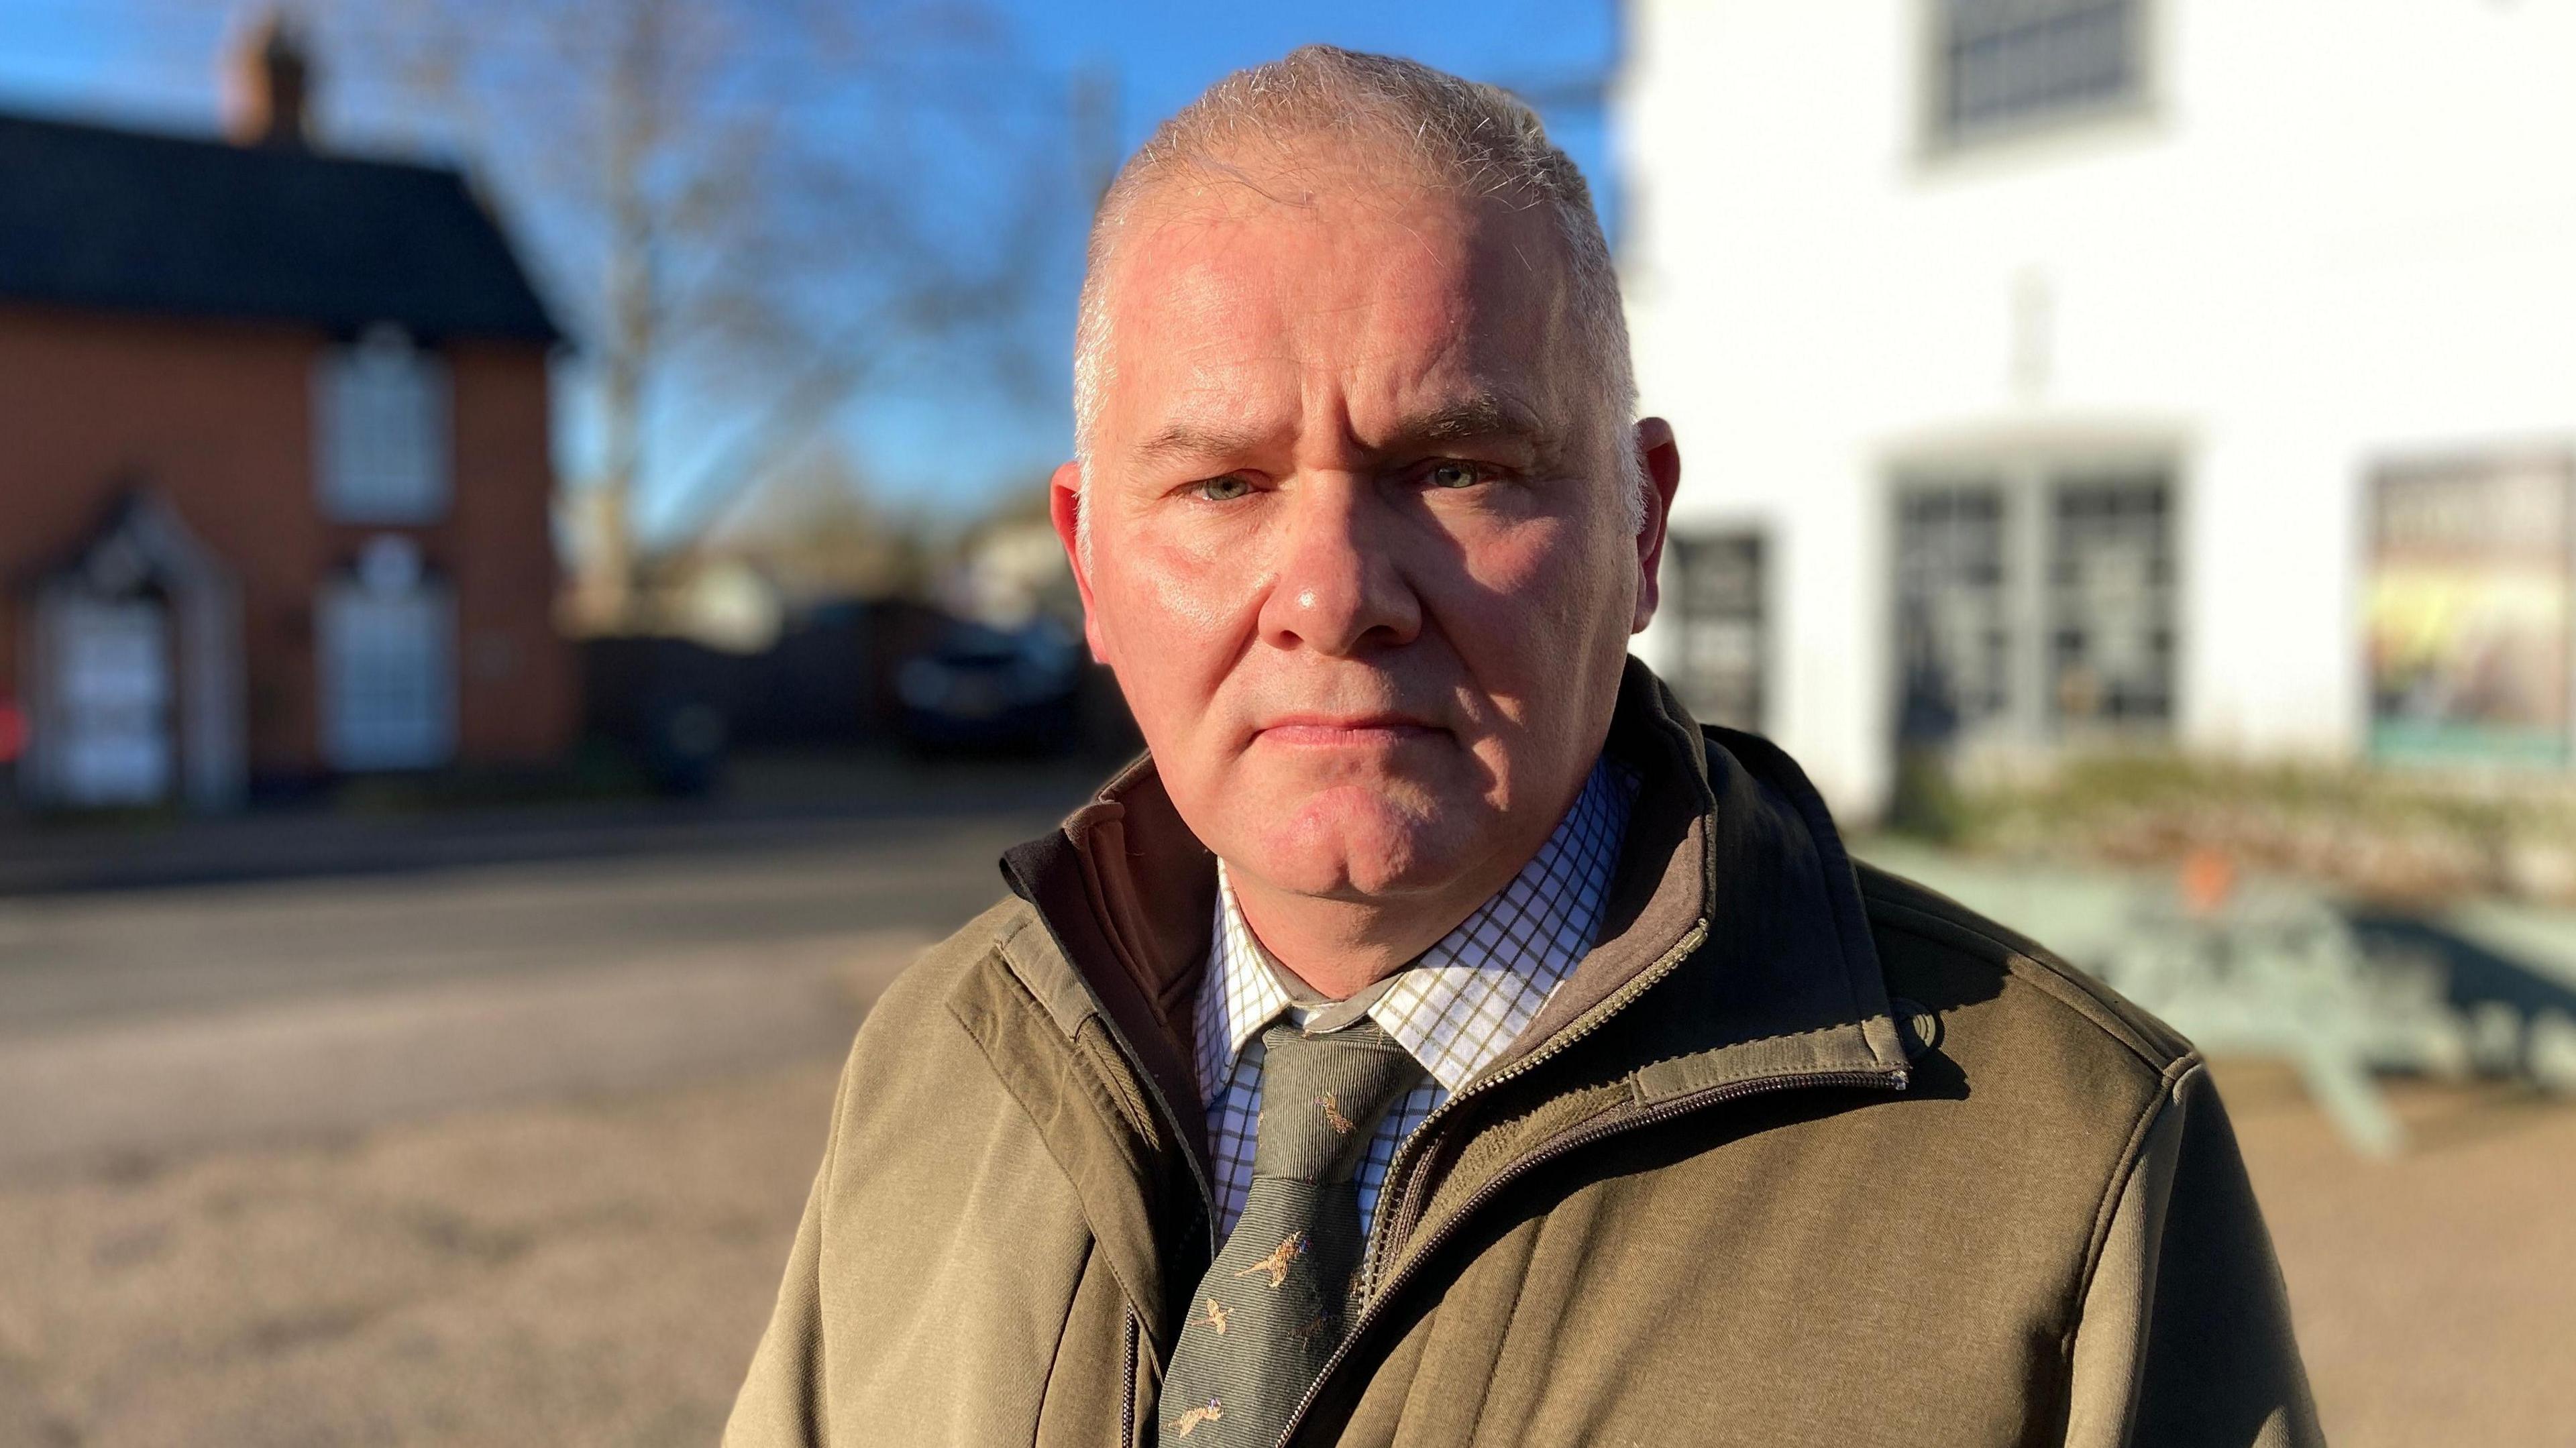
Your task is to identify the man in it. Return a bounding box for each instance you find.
[728,47,2318,1448]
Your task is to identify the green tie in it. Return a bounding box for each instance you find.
[1159,1019,1426,1446]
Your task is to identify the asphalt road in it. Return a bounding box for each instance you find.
[0,798,1071,1180]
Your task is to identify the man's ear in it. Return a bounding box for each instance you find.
[1048,459,1113,664]
[1630,416,1683,633]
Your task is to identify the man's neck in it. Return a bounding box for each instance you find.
[1222,877,1489,1001]
[1217,761,1610,1000]
[1225,799,1580,997]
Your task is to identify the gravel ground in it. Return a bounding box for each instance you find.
[2218,1061,2576,1448]
[0,1062,846,1448]
[1,1056,2567,1446]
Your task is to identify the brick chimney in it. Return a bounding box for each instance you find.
[222,10,313,148]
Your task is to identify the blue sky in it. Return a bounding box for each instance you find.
[0,0,1621,539]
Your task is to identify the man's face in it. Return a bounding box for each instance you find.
[1056,160,1675,909]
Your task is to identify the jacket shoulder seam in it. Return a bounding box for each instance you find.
[1856,867,2190,1075]
[894,895,1042,988]
[2067,1056,2208,1361]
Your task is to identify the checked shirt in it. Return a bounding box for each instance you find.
[1193,755,1636,1244]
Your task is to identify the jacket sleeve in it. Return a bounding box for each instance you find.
[2063,1061,2324,1448]
[722,1045,859,1448]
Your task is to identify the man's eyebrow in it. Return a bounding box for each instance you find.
[1380,394,1555,452]
[1132,421,1273,470]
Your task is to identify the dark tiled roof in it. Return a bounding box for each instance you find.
[0,110,562,344]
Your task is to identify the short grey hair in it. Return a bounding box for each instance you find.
[1072,45,1645,561]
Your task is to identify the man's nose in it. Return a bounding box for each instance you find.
[1256,476,1422,657]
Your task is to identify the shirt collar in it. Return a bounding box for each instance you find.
[1195,755,1636,1097]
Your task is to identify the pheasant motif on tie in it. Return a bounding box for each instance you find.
[1157,1019,1425,1446]
[1231,1231,1307,1289]
[1170,1397,1224,1437]
[1316,1093,1356,1135]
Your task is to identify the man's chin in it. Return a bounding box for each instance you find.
[1228,783,1481,901]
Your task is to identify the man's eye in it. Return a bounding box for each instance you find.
[1195,475,1253,502]
[1425,461,1485,490]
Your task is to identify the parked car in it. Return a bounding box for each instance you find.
[895,618,1083,753]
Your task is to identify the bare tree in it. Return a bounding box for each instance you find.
[312,0,1062,630]
[696,441,933,608]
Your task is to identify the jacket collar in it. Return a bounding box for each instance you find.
[998,657,1909,1166]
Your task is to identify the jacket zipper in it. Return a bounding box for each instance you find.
[1270,1063,1909,1448]
[1364,911,1717,1293]
[1271,876,1721,1443]
[1120,1306,1142,1447]
[1354,726,1724,1289]
[1095,907,1684,1438]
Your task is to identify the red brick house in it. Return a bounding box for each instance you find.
[0,28,575,810]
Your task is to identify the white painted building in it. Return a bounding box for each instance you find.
[1619,0,2576,816]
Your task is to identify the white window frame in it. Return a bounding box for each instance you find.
[47,594,176,807]
[1921,0,2154,156]
[1890,455,2183,765]
[1666,528,1770,734]
[318,537,457,772]
[316,323,451,524]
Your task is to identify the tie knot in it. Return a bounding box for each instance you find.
[1250,1018,1424,1183]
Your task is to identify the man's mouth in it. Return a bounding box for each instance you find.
[1252,712,1443,747]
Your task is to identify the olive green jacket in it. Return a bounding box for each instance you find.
[726,661,2320,1447]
